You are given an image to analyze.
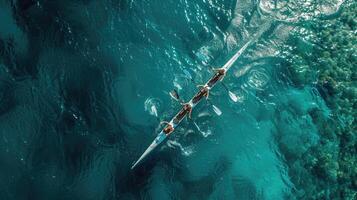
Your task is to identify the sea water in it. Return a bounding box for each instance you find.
[0,0,350,199]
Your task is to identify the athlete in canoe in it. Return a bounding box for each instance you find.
[162,122,174,135]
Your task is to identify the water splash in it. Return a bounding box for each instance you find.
[167,140,194,156]
[193,121,212,138]
[144,97,162,117]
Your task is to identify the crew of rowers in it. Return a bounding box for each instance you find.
[162,68,226,135]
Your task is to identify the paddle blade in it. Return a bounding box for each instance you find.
[228,91,238,102]
[193,121,201,131]
[212,105,222,116]
[169,89,180,101]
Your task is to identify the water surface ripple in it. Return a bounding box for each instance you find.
[0,0,347,199]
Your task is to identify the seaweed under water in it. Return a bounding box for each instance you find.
[0,0,355,199]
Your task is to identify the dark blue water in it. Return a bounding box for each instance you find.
[0,0,352,199]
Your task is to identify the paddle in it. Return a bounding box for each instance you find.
[207,99,222,116]
[169,89,185,104]
[220,82,238,102]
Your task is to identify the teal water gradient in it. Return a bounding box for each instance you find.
[0,0,350,199]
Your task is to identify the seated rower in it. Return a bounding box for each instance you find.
[173,102,192,123]
[213,68,226,81]
[192,84,210,104]
[196,85,210,99]
[183,103,192,118]
[161,121,174,135]
[207,68,227,88]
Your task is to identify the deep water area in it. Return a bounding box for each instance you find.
[0,0,356,199]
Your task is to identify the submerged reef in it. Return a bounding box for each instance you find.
[281,1,356,199]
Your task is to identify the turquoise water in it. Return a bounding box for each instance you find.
[0,0,353,199]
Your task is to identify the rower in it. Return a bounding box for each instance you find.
[183,103,192,118]
[192,84,210,104]
[161,121,174,135]
[197,85,210,98]
[207,68,226,88]
[213,68,226,81]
